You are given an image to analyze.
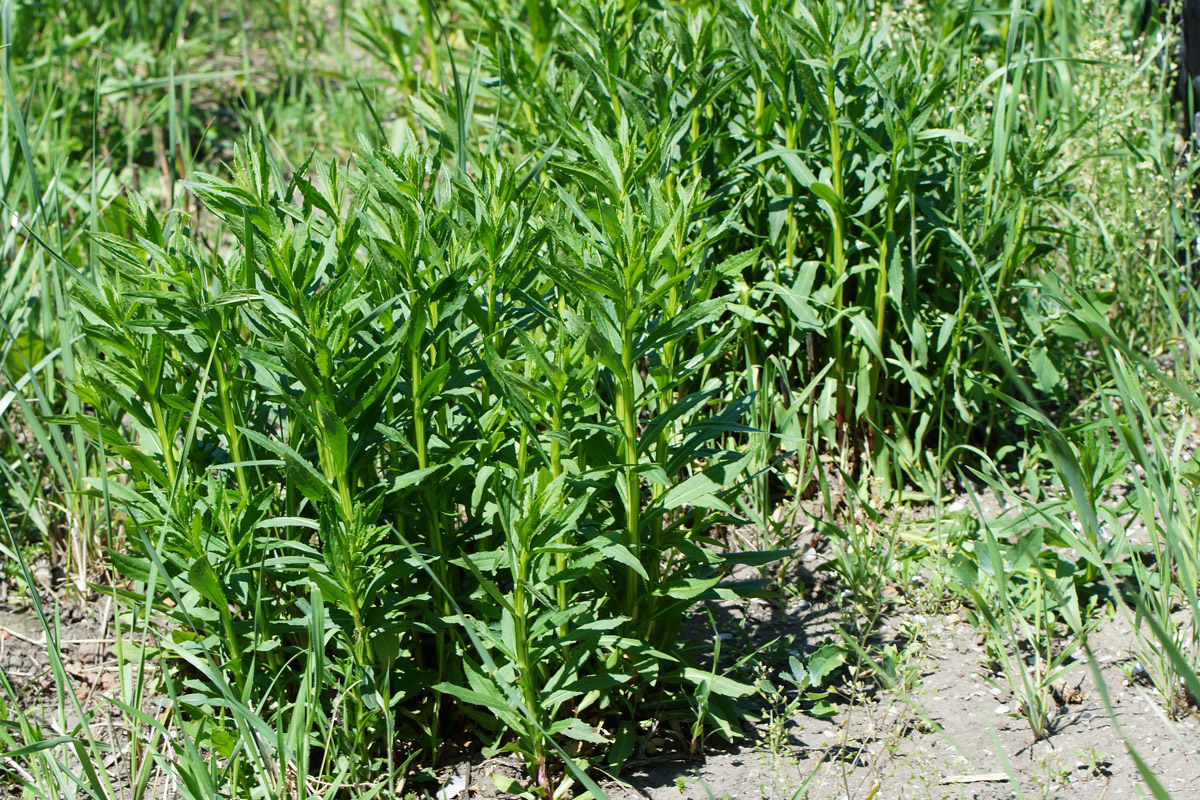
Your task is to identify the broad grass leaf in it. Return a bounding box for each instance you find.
[307,566,350,608]
[389,465,443,491]
[553,673,632,700]
[720,549,793,567]
[607,721,637,771]
[549,718,608,744]
[848,311,883,362]
[637,389,719,455]
[434,681,524,731]
[550,618,629,648]
[660,452,752,512]
[653,575,722,600]
[917,127,977,145]
[762,281,822,331]
[809,181,841,215]
[680,668,755,699]
[745,148,817,187]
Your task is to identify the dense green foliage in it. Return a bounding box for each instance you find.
[2,0,1199,798]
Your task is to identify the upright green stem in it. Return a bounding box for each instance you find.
[412,339,447,757]
[826,67,848,459]
[869,151,902,496]
[149,395,176,490]
[411,342,448,607]
[215,354,249,498]
[413,348,428,469]
[511,515,545,789]
[785,121,799,272]
[551,365,568,634]
[619,321,641,617]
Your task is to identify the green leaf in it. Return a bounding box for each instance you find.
[607,721,637,771]
[319,402,349,478]
[108,549,153,584]
[208,727,238,760]
[594,533,648,580]
[681,668,755,698]
[434,681,524,732]
[389,464,443,491]
[1029,347,1061,392]
[655,575,722,600]
[188,557,228,609]
[549,718,609,744]
[491,775,526,795]
[720,550,792,567]
[660,452,752,512]
[308,566,350,608]
[638,389,719,455]
[810,700,839,718]
[917,127,977,145]
[805,644,846,687]
[281,336,323,396]
[239,428,332,502]
[0,736,79,760]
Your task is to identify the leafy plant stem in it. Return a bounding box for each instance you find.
[619,320,642,619]
[826,64,848,461]
[216,353,249,500]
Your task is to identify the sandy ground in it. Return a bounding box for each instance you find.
[600,602,1200,800]
[412,577,1200,800]
[4,546,1199,800]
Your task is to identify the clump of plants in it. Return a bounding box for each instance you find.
[57,121,770,794]
[3,0,1195,796]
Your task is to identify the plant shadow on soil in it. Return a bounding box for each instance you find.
[5,551,1200,800]
[591,585,1200,800]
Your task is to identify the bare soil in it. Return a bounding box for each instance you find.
[454,564,1200,800]
[4,534,1200,800]
[597,602,1200,800]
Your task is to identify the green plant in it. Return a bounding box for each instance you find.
[989,266,1200,722]
[753,644,844,800]
[42,106,770,794]
[961,499,1084,742]
[3,0,1199,795]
